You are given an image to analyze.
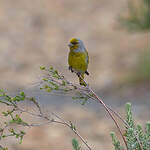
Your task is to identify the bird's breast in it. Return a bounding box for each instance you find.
[68,51,88,73]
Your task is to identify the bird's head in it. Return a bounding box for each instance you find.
[68,38,85,51]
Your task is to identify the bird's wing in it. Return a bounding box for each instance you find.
[85,50,89,64]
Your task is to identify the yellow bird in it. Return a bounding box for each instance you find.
[68,38,89,86]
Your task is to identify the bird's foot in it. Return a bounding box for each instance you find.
[69,66,74,73]
[76,72,81,77]
[85,71,89,75]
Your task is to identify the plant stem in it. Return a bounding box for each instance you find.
[87,85,128,150]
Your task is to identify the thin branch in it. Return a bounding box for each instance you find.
[133,131,143,150]
[15,103,92,150]
[79,78,128,149]
[87,94,129,127]
[87,91,143,150]
[0,100,12,106]
[89,87,128,149]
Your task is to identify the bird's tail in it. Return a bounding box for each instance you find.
[79,74,86,86]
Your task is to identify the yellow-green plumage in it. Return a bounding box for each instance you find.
[68,38,89,86]
[68,51,88,73]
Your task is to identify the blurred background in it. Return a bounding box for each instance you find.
[0,0,150,149]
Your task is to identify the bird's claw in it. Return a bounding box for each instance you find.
[76,72,81,77]
[85,71,89,75]
[69,66,74,73]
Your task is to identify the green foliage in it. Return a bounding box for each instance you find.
[40,66,91,105]
[0,90,26,106]
[111,103,150,150]
[72,138,82,150]
[0,90,31,149]
[125,103,134,128]
[120,0,150,31]
[2,129,25,144]
[145,122,150,137]
[40,66,46,70]
[125,103,139,150]
[110,132,124,150]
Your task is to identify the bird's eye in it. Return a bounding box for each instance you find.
[71,41,78,45]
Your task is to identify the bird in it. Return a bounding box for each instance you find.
[68,38,89,86]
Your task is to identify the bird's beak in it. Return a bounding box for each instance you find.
[68,43,73,47]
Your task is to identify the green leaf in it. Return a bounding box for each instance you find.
[61,80,66,86]
[0,89,5,96]
[146,121,150,137]
[40,66,46,70]
[42,78,48,81]
[2,112,8,116]
[49,66,53,70]
[72,138,81,150]
[43,84,49,89]
[46,88,52,92]
[54,70,58,75]
[20,92,25,97]
[110,132,124,150]
[70,121,76,131]
[126,103,134,128]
